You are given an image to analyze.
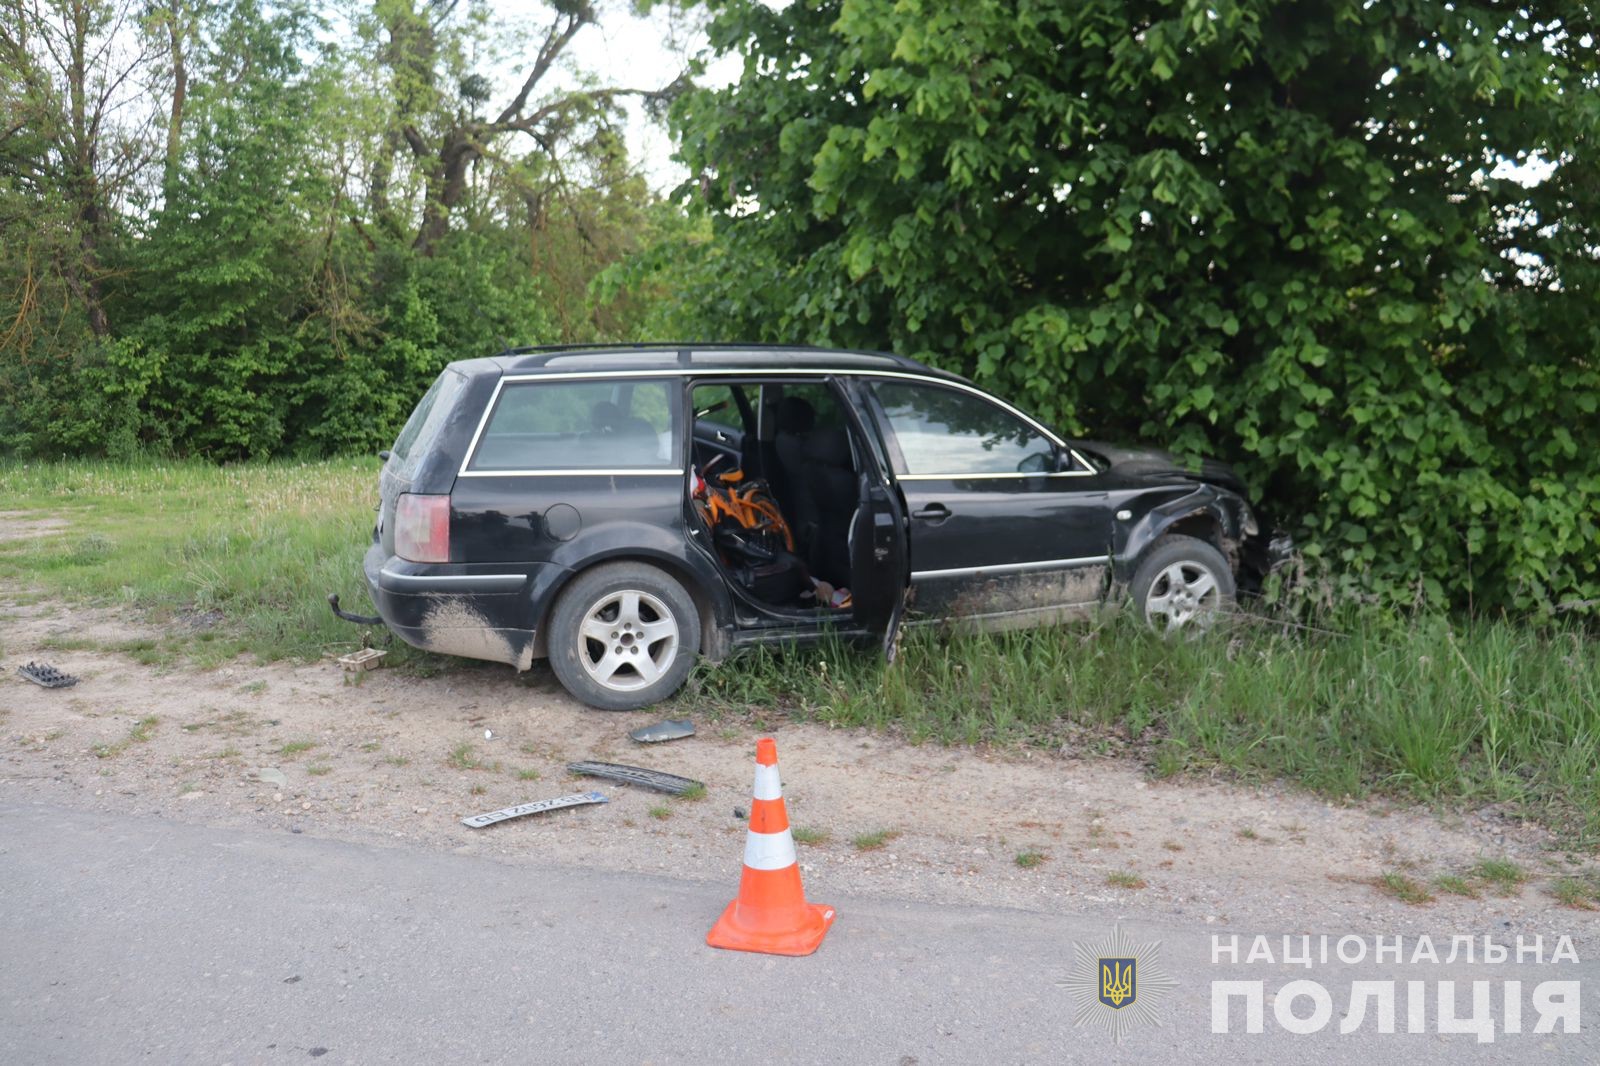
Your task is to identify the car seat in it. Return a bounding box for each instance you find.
[773,396,817,549]
[801,426,856,586]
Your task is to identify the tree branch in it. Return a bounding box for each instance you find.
[492,5,593,128]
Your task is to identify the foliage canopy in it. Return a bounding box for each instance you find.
[670,0,1600,613]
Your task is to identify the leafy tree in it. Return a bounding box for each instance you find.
[0,0,166,453]
[1,0,685,457]
[111,0,321,456]
[672,0,1600,613]
[360,0,684,255]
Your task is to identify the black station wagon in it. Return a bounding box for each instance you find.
[346,345,1290,710]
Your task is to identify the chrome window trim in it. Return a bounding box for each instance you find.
[896,471,1092,481]
[379,568,527,589]
[457,469,685,479]
[457,366,1095,479]
[910,554,1110,580]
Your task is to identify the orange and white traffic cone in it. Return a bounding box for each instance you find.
[707,737,835,956]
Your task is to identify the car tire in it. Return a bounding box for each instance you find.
[546,562,701,711]
[1129,535,1236,636]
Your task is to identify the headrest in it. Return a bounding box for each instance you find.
[775,396,816,434]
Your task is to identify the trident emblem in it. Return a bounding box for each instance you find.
[1099,958,1137,1009]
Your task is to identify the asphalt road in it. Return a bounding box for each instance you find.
[1,802,1594,1065]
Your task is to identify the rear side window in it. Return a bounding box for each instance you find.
[391,370,466,473]
[468,379,681,472]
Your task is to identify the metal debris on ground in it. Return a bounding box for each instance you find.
[248,767,289,788]
[17,662,78,689]
[629,718,695,744]
[337,647,387,672]
[565,761,704,795]
[461,791,609,828]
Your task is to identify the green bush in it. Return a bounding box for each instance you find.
[670,0,1600,614]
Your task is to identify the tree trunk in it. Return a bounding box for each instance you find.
[163,4,188,192]
[411,134,476,256]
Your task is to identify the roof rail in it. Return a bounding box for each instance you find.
[496,342,930,371]
[504,341,706,355]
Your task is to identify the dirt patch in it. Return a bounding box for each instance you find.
[0,511,69,543]
[1,595,1593,945]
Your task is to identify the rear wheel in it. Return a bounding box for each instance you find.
[547,562,700,711]
[1130,535,1235,636]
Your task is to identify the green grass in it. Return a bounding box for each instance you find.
[1376,871,1435,905]
[691,612,1600,839]
[791,826,830,846]
[1470,858,1528,896]
[0,458,395,665]
[1550,872,1600,910]
[648,804,671,820]
[677,782,707,801]
[1015,850,1047,869]
[851,829,900,851]
[91,714,161,758]
[278,740,315,758]
[447,742,483,771]
[306,763,332,776]
[515,768,541,781]
[1106,870,1146,890]
[1433,875,1479,898]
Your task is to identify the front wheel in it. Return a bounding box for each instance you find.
[1129,535,1236,636]
[546,562,701,711]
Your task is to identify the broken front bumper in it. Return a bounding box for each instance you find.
[1239,530,1297,593]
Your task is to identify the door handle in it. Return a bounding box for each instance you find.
[912,503,952,522]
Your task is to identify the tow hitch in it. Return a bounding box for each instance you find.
[327,593,383,626]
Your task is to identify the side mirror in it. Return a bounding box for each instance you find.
[378,449,392,461]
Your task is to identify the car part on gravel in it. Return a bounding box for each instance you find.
[17,662,78,689]
[461,791,609,828]
[337,647,387,672]
[327,593,384,626]
[565,761,703,795]
[629,718,696,744]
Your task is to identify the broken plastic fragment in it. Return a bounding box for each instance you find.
[17,661,78,689]
[566,761,703,795]
[629,718,695,744]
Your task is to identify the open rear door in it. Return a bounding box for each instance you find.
[847,452,910,662]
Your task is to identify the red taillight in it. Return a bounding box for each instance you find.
[395,493,450,563]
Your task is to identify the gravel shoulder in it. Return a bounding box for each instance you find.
[1,595,1591,947]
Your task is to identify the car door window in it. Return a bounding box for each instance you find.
[468,379,679,471]
[870,381,1057,476]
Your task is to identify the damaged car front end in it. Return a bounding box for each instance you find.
[1073,439,1296,599]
